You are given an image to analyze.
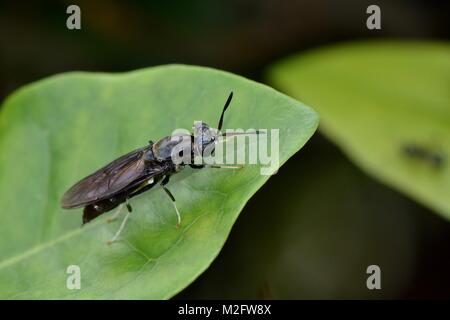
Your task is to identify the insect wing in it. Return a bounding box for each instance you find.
[61,146,151,208]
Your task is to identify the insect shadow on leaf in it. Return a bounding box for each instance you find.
[402,143,446,169]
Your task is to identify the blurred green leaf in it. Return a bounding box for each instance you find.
[269,41,450,219]
[0,65,318,299]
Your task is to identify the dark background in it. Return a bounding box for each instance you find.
[1,0,449,298]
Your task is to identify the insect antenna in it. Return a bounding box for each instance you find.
[221,130,262,138]
[217,92,233,131]
[217,91,264,139]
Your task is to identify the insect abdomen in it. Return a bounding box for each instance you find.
[82,196,124,224]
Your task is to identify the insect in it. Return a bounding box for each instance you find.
[61,92,253,244]
[402,143,445,169]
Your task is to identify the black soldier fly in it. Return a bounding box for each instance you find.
[61,92,257,244]
[402,143,445,169]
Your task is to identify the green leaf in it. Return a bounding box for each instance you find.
[0,65,318,299]
[269,41,450,218]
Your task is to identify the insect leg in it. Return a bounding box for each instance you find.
[125,197,133,212]
[160,176,181,228]
[107,203,124,223]
[107,199,133,245]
